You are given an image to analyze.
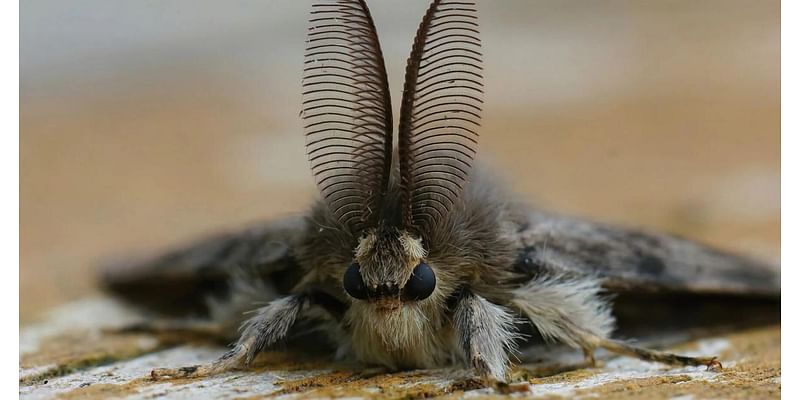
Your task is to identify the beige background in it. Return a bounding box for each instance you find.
[21,0,779,322]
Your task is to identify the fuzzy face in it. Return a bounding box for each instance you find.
[344,226,460,367]
[354,227,426,299]
[295,167,523,371]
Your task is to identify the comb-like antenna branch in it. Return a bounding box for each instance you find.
[397,0,484,235]
[301,0,393,234]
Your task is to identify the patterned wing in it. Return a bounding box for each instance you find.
[397,0,483,234]
[99,216,308,317]
[513,210,780,297]
[302,0,393,233]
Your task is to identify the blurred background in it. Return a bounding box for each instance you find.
[20,0,779,323]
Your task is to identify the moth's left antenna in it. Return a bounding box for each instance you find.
[397,0,484,235]
[301,0,393,234]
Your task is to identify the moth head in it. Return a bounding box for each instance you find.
[342,226,434,306]
[301,0,483,309]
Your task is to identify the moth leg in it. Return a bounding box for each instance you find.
[150,294,306,380]
[453,290,519,384]
[511,275,721,371]
[593,337,723,371]
[582,347,596,367]
[511,275,615,357]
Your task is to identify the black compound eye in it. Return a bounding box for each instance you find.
[343,263,368,300]
[403,262,436,301]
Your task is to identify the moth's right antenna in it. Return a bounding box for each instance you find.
[302,0,393,234]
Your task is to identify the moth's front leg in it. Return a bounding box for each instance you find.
[150,294,306,380]
[510,275,722,371]
[453,290,519,383]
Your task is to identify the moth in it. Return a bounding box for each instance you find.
[101,0,780,385]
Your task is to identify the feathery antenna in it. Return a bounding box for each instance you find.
[397,0,484,234]
[301,0,393,234]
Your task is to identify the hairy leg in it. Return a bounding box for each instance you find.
[453,290,519,383]
[593,337,722,371]
[151,295,306,379]
[511,275,721,370]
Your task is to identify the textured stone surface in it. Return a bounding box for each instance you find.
[19,298,780,399]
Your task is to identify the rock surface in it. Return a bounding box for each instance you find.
[20,298,780,399]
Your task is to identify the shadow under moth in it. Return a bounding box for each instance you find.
[101,0,780,388]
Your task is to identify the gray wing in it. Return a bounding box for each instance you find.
[99,215,308,317]
[512,210,780,297]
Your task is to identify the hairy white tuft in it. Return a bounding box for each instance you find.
[399,231,427,261]
[510,275,614,349]
[237,295,305,363]
[454,293,520,380]
[344,301,456,369]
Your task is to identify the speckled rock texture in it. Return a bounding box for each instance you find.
[20,298,779,399]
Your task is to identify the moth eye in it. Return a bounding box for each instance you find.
[343,263,368,300]
[403,262,436,301]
